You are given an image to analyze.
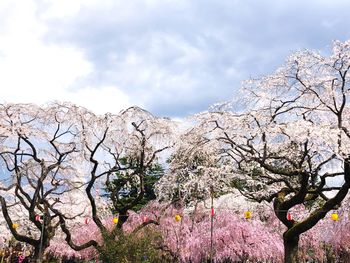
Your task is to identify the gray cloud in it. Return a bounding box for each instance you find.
[38,0,350,117]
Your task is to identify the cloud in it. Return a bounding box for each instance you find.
[0,0,133,114]
[60,86,131,115]
[2,0,350,117]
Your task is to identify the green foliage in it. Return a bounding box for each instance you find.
[99,228,165,263]
[304,197,326,211]
[229,166,263,192]
[106,156,164,212]
[251,167,263,178]
[230,178,247,191]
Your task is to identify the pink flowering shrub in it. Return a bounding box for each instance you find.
[46,201,350,262]
[47,207,164,261]
[156,208,284,263]
[47,217,115,260]
[317,197,350,262]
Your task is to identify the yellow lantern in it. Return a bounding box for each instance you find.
[244,211,252,219]
[331,213,338,221]
[174,214,182,222]
[113,217,119,224]
[12,223,18,229]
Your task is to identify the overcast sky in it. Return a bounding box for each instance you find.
[1,0,350,118]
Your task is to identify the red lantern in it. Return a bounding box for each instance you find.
[287,212,293,221]
[211,207,215,217]
[18,255,25,263]
[85,218,91,225]
[142,215,148,223]
[35,215,41,222]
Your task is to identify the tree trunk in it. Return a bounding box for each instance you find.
[33,244,48,263]
[283,234,299,263]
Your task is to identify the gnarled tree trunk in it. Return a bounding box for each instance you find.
[283,233,299,263]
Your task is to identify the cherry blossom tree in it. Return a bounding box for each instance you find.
[158,206,283,262]
[0,102,175,262]
[157,40,350,263]
[156,129,234,205]
[54,106,176,262]
[49,199,350,262]
[0,102,92,262]
[202,40,350,263]
[49,200,284,262]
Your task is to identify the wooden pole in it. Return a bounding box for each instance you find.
[38,213,45,263]
[210,186,214,263]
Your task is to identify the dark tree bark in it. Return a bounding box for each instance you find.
[283,234,299,263]
[0,103,84,262]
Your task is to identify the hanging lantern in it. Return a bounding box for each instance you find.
[12,223,18,229]
[211,208,215,217]
[85,218,91,225]
[174,214,182,222]
[18,255,25,263]
[113,217,119,224]
[287,212,293,221]
[244,211,252,219]
[35,215,41,222]
[331,213,339,221]
[142,215,148,223]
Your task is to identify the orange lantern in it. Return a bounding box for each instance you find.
[113,217,119,224]
[244,211,252,219]
[331,213,338,221]
[12,223,18,229]
[174,214,182,222]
